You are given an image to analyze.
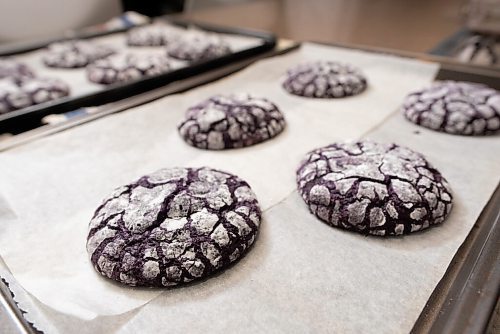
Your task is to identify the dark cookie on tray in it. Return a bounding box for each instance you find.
[19,77,70,104]
[283,61,367,98]
[0,77,69,114]
[0,79,31,114]
[167,32,231,62]
[86,54,172,85]
[127,25,180,46]
[87,167,261,287]
[402,81,500,135]
[178,94,286,150]
[296,141,453,236]
[43,40,115,68]
[0,58,35,82]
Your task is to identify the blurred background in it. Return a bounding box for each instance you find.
[0,0,499,65]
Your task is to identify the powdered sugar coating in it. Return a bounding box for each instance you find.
[43,40,115,68]
[402,81,500,135]
[296,141,453,236]
[127,25,180,46]
[87,54,172,85]
[0,77,69,114]
[178,94,286,150]
[167,32,231,62]
[87,167,261,287]
[0,58,35,82]
[283,61,367,98]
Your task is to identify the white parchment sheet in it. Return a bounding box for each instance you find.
[0,43,477,333]
[12,26,263,99]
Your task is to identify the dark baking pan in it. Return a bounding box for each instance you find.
[0,17,276,134]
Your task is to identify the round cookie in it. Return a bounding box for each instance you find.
[0,58,35,82]
[127,25,180,46]
[402,81,500,135]
[86,167,261,287]
[296,141,453,236]
[0,79,31,114]
[0,77,69,114]
[283,61,367,98]
[43,40,115,68]
[87,54,172,85]
[167,32,231,62]
[178,94,286,150]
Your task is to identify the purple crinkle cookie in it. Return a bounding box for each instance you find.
[0,58,35,82]
[283,61,367,98]
[178,94,286,150]
[296,141,453,236]
[87,54,171,85]
[87,167,262,287]
[0,77,69,114]
[402,81,500,136]
[127,25,180,46]
[167,32,231,62]
[43,40,115,68]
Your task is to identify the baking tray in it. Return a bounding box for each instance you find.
[0,16,276,134]
[0,40,498,334]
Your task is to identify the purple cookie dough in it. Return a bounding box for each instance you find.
[43,40,115,68]
[87,167,261,287]
[0,77,69,114]
[167,32,231,62]
[296,141,453,236]
[178,94,286,150]
[402,81,500,136]
[283,61,367,98]
[0,58,35,82]
[127,25,180,46]
[87,54,172,85]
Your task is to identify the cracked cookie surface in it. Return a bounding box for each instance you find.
[43,40,115,68]
[127,25,180,46]
[0,77,69,114]
[0,58,35,82]
[167,32,231,62]
[87,167,261,287]
[402,81,500,135]
[87,54,171,85]
[296,141,453,236]
[283,61,367,98]
[178,94,286,150]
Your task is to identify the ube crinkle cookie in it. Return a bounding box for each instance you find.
[127,24,180,46]
[0,58,35,82]
[19,77,70,104]
[0,79,31,114]
[0,77,69,114]
[87,167,262,287]
[296,141,453,236]
[87,54,172,85]
[178,94,286,150]
[43,40,115,68]
[167,31,231,62]
[402,81,500,135]
[283,61,367,98]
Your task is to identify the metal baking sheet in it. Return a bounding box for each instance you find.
[0,17,276,134]
[0,41,499,334]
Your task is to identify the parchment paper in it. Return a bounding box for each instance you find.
[0,43,457,331]
[11,25,263,100]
